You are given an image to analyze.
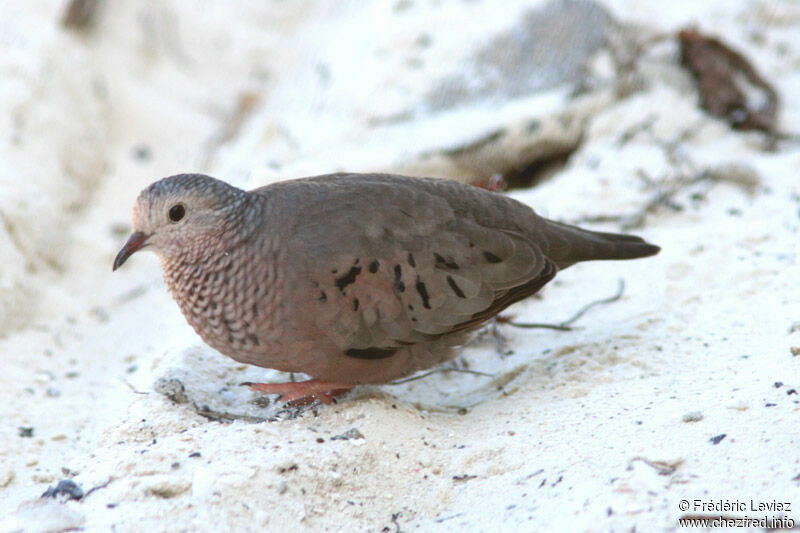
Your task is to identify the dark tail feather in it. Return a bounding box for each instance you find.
[544,220,660,267]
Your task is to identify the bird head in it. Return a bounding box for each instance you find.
[113,174,247,271]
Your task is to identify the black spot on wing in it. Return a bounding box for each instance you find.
[318,291,327,302]
[446,275,466,298]
[407,253,416,267]
[434,253,460,270]
[335,265,362,291]
[393,264,405,292]
[369,260,379,273]
[353,298,359,311]
[345,347,398,359]
[415,277,431,309]
[483,251,502,263]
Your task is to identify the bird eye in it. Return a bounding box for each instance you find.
[168,204,186,222]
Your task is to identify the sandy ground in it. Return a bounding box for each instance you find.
[1,0,799,531]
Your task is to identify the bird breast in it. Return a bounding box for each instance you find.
[160,247,278,360]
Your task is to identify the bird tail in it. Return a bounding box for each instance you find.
[543,220,660,268]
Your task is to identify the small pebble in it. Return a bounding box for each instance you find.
[18,427,34,438]
[0,468,15,488]
[682,411,704,423]
[41,479,84,501]
[153,377,189,404]
[132,144,152,161]
[250,395,272,408]
[709,434,726,445]
[331,428,365,441]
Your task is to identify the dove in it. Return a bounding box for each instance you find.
[113,173,659,405]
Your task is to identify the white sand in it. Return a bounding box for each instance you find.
[1,1,799,531]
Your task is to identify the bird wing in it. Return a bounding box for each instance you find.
[264,174,556,356]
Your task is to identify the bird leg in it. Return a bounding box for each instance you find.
[241,379,353,406]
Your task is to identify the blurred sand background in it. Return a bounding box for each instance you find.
[1,0,798,531]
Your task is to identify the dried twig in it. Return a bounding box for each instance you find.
[192,403,269,424]
[615,114,658,147]
[508,279,625,331]
[389,511,404,533]
[84,478,114,500]
[390,368,494,386]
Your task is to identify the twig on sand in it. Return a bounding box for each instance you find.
[388,511,404,533]
[192,403,269,424]
[573,122,762,231]
[507,279,626,331]
[83,478,114,500]
[390,368,494,386]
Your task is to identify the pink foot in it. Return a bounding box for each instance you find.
[241,379,353,406]
[476,173,507,192]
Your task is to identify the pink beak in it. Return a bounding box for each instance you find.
[113,231,151,271]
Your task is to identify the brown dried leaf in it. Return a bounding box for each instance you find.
[679,29,778,133]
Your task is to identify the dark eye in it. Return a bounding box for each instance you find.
[168,204,186,222]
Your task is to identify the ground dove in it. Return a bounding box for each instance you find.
[114,173,659,404]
